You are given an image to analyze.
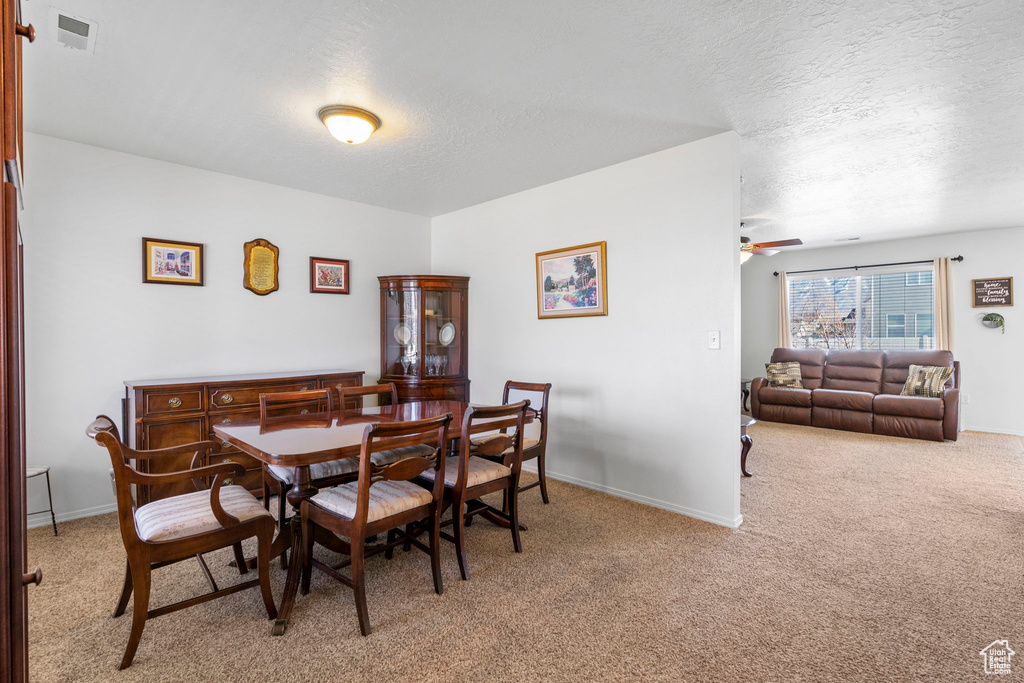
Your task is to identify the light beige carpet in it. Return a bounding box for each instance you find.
[28,423,1024,682]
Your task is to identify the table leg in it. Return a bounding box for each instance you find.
[272,465,316,636]
[742,387,750,413]
[740,433,753,477]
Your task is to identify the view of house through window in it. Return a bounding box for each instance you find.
[788,267,936,350]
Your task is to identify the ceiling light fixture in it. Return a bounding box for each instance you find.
[317,105,381,145]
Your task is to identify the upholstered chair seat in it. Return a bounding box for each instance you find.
[309,480,433,523]
[420,455,512,488]
[470,433,539,455]
[267,457,359,486]
[134,485,272,542]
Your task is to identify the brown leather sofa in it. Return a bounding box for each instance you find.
[750,348,960,442]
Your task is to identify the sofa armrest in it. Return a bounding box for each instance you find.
[750,377,766,418]
[942,387,960,441]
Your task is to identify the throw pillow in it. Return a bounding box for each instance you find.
[900,364,954,398]
[765,361,803,388]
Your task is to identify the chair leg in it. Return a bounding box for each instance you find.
[262,474,271,512]
[351,532,371,636]
[537,451,550,504]
[256,526,278,620]
[45,471,58,536]
[508,484,523,554]
[384,528,398,560]
[112,558,133,618]
[300,510,314,596]
[232,543,249,576]
[119,561,151,670]
[452,498,470,581]
[429,508,444,595]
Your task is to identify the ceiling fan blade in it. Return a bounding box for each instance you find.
[751,238,803,249]
[751,248,779,256]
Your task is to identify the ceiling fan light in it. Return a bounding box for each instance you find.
[740,250,754,264]
[318,105,381,144]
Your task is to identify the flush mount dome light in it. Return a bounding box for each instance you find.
[317,105,381,144]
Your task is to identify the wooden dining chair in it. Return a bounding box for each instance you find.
[472,381,552,503]
[88,415,277,670]
[338,381,398,409]
[299,413,453,636]
[259,388,352,566]
[418,400,530,581]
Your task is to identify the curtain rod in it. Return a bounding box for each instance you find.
[773,255,963,277]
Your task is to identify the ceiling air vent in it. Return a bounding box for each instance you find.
[49,8,98,53]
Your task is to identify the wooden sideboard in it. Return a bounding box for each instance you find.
[123,369,364,504]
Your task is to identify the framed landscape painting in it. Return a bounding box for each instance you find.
[310,256,350,294]
[536,241,608,319]
[142,237,204,286]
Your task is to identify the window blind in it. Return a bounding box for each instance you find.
[787,266,935,351]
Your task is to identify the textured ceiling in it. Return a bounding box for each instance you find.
[22,0,1024,247]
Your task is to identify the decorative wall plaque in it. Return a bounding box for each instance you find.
[243,238,280,295]
[972,277,1012,307]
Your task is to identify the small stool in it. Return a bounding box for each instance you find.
[27,465,57,536]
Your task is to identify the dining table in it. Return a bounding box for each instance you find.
[214,399,528,635]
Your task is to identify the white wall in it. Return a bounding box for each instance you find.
[741,226,1024,435]
[21,134,431,522]
[432,132,743,527]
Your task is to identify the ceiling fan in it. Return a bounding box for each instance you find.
[739,234,803,262]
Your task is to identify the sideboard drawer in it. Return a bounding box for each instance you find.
[142,389,204,416]
[209,381,317,410]
[398,382,468,403]
[208,452,263,492]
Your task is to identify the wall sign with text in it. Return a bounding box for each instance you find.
[243,238,280,295]
[972,277,1013,307]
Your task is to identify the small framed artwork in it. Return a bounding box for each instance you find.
[142,237,204,286]
[309,256,350,294]
[536,241,608,319]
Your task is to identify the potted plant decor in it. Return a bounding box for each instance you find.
[981,312,1006,334]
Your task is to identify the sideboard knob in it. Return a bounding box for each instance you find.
[220,393,234,404]
[168,397,182,408]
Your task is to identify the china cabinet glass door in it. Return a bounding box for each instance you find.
[384,288,421,377]
[423,289,463,377]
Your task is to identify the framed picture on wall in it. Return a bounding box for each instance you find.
[309,256,350,294]
[142,237,204,286]
[536,241,608,319]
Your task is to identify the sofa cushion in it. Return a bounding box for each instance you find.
[881,350,954,395]
[758,387,812,407]
[821,350,884,394]
[770,348,826,390]
[873,394,944,420]
[765,361,803,388]
[900,364,955,398]
[811,389,874,412]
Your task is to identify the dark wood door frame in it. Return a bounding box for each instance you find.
[1,0,32,678]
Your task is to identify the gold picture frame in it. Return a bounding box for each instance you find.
[536,241,608,319]
[142,237,204,286]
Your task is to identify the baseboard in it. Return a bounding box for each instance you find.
[523,464,743,529]
[27,502,116,530]
[962,426,1024,437]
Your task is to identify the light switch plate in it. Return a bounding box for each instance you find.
[708,330,721,350]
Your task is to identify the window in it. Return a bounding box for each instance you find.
[906,271,932,286]
[886,314,906,338]
[788,267,935,350]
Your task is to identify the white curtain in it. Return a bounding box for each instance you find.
[777,271,792,348]
[935,257,955,352]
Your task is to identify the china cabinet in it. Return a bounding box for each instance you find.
[378,275,469,402]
